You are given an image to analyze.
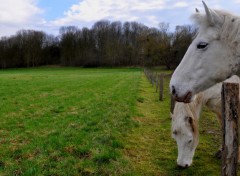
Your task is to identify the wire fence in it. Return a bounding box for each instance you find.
[143,68,175,113]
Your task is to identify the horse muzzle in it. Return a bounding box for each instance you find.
[177,158,192,168]
[177,163,190,168]
[171,86,192,103]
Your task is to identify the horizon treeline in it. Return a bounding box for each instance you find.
[0,20,197,69]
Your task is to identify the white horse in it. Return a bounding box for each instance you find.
[170,1,240,103]
[171,75,240,167]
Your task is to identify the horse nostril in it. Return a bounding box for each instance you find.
[172,86,176,95]
[185,164,189,168]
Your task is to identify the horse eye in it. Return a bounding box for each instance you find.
[197,42,208,49]
[173,130,178,135]
[188,139,192,144]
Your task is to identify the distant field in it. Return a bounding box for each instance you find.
[0,67,237,175]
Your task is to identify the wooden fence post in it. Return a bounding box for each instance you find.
[156,75,159,93]
[159,74,164,101]
[152,72,157,88]
[150,72,154,86]
[170,95,175,113]
[221,82,239,176]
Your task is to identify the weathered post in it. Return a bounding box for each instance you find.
[152,73,155,87]
[147,71,150,81]
[152,72,157,88]
[146,70,149,81]
[170,95,175,113]
[150,72,154,86]
[156,75,159,93]
[159,74,164,101]
[221,82,239,176]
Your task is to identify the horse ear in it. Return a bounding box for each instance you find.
[202,1,223,27]
[195,8,200,13]
[202,1,214,26]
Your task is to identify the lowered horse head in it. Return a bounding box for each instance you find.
[171,101,200,168]
[170,1,240,103]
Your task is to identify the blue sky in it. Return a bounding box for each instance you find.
[38,0,79,21]
[0,0,240,37]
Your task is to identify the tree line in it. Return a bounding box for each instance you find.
[0,20,197,69]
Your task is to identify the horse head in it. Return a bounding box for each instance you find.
[170,1,240,102]
[171,103,199,167]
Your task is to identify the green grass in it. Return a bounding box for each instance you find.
[0,67,141,175]
[0,67,239,175]
[124,73,240,175]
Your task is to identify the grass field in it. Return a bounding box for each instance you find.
[0,68,141,175]
[0,67,238,175]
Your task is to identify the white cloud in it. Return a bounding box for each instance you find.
[146,15,159,26]
[0,0,42,24]
[173,2,188,8]
[0,0,44,36]
[131,0,166,11]
[51,0,207,29]
[51,0,167,27]
[1,0,237,37]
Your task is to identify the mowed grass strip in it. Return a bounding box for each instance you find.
[0,68,141,175]
[123,73,240,175]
